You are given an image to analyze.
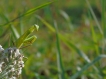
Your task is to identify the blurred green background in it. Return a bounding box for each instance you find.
[0,0,106,79]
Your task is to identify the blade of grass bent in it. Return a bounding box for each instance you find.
[54,21,65,79]
[70,55,106,79]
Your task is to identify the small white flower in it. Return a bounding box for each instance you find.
[21,64,24,67]
[19,61,24,64]
[12,60,16,65]
[0,45,4,52]
[9,76,17,79]
[14,49,20,57]
[0,67,2,73]
[0,62,4,72]
[0,46,25,79]
[17,68,22,75]
[11,68,15,72]
[9,65,14,68]
[0,62,4,67]
[17,60,24,67]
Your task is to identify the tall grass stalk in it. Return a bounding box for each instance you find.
[88,11,100,55]
[102,0,106,54]
[102,0,106,37]
[54,21,65,79]
[85,0,103,35]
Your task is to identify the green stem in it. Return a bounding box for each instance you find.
[102,0,106,54]
[54,21,65,79]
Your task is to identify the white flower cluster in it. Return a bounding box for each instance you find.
[0,45,25,79]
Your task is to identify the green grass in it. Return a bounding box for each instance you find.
[0,0,106,79]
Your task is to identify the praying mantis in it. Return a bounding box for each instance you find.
[15,24,39,49]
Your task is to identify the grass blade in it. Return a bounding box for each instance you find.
[36,15,55,32]
[102,0,106,54]
[54,21,65,79]
[87,12,100,55]
[23,1,54,16]
[85,0,103,35]
[59,10,73,31]
[10,25,20,39]
[102,0,106,38]
[70,55,106,79]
